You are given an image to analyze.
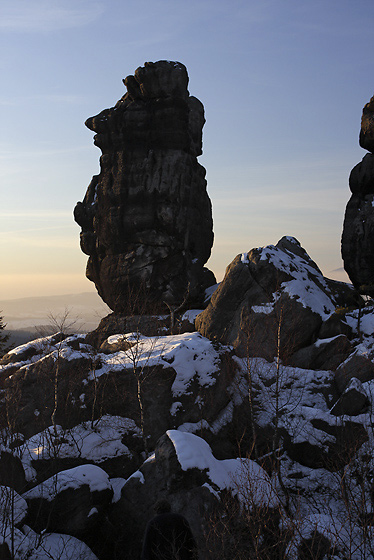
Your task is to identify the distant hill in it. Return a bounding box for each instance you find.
[0,292,110,348]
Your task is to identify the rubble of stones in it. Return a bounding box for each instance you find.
[74,61,215,314]
[342,94,374,296]
[3,236,374,559]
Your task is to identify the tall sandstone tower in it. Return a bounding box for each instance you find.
[342,94,374,295]
[75,61,215,313]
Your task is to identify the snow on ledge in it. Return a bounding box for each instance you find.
[23,464,111,501]
[166,430,278,508]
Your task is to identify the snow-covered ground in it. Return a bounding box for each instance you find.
[3,298,374,559]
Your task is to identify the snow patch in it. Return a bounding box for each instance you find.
[167,430,278,508]
[258,243,335,319]
[23,464,111,501]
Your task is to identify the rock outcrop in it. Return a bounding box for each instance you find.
[195,236,357,361]
[74,61,215,313]
[342,94,374,294]
[3,261,374,558]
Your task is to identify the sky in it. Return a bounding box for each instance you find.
[1,0,374,300]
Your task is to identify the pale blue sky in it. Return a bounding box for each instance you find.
[1,0,373,299]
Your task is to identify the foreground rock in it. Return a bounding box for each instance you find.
[196,236,357,361]
[23,465,113,535]
[3,241,374,558]
[0,332,238,454]
[2,298,374,558]
[110,430,279,559]
[342,93,374,295]
[74,60,215,314]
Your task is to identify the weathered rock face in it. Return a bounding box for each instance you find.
[196,236,353,361]
[342,94,374,294]
[74,60,215,313]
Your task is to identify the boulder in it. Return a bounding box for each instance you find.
[359,94,374,153]
[23,464,113,535]
[0,330,237,454]
[0,345,92,439]
[110,430,278,559]
[334,352,374,393]
[248,356,368,470]
[289,335,352,371]
[20,416,143,483]
[85,313,170,348]
[282,416,368,471]
[196,237,338,361]
[318,312,352,339]
[330,377,370,416]
[0,450,27,493]
[0,332,68,367]
[74,60,215,314]
[98,335,136,354]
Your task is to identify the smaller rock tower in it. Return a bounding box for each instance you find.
[342,95,374,295]
[74,61,215,313]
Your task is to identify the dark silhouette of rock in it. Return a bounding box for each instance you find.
[360,95,374,153]
[342,94,374,294]
[0,450,27,493]
[110,432,218,559]
[74,61,215,314]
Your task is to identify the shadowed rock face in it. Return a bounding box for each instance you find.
[342,94,374,295]
[74,61,215,313]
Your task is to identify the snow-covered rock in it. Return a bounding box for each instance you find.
[23,465,113,535]
[196,237,356,361]
[330,377,370,416]
[111,429,278,558]
[0,331,236,451]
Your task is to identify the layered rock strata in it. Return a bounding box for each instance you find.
[74,61,215,313]
[342,94,374,294]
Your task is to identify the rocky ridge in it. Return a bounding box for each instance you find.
[2,238,374,559]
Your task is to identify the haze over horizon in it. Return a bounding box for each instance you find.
[1,0,373,300]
